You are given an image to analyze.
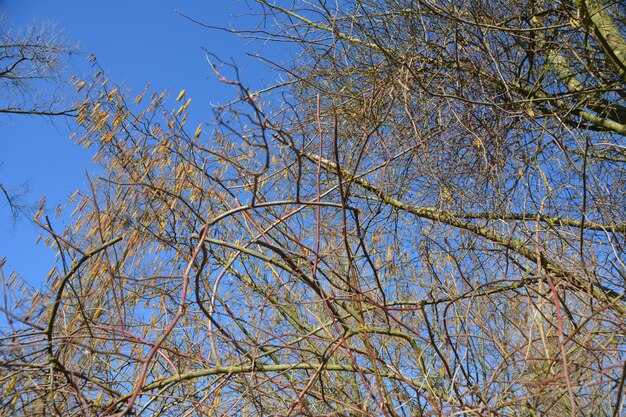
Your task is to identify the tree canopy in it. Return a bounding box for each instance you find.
[2,1,626,416]
[0,18,76,221]
[0,19,75,117]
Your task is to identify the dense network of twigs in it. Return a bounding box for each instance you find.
[1,1,626,416]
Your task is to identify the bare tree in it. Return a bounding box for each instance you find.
[0,18,76,117]
[1,1,625,416]
[0,19,76,222]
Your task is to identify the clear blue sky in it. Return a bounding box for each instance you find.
[0,1,279,286]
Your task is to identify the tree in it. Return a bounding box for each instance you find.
[1,1,625,416]
[0,19,76,221]
[0,18,75,117]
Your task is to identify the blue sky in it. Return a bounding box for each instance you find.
[0,1,279,286]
